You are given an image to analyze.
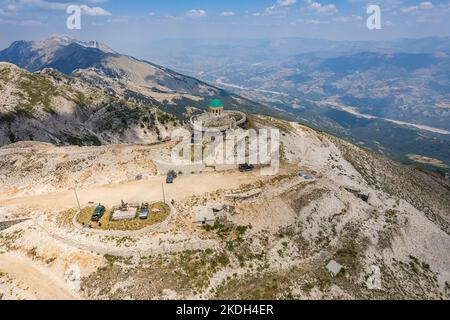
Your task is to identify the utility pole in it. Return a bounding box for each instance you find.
[161,182,166,204]
[73,187,82,214]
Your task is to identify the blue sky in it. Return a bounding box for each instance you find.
[1,0,450,54]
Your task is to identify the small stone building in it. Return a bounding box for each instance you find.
[326,260,343,277]
[192,206,216,226]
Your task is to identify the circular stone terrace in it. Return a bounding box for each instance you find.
[190,111,247,132]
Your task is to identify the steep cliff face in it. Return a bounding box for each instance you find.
[0,63,177,146]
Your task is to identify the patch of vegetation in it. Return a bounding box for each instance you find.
[104,254,122,266]
[333,224,368,275]
[0,230,23,250]
[16,72,59,111]
[0,66,12,81]
[81,249,233,299]
[385,210,399,225]
[55,209,76,228]
[62,134,102,146]
[157,111,177,125]
[214,271,291,300]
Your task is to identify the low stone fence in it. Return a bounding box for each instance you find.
[215,164,239,172]
[190,111,247,132]
[153,159,206,175]
[72,203,177,237]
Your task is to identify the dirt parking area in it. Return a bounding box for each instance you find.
[0,168,290,212]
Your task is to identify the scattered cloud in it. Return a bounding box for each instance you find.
[17,0,67,11]
[277,0,297,6]
[297,18,328,24]
[384,20,394,27]
[80,5,112,16]
[0,17,42,26]
[186,9,207,18]
[304,0,338,15]
[332,15,362,23]
[420,2,434,10]
[220,11,235,17]
[401,1,434,14]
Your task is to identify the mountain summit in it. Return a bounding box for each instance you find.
[0,35,115,73]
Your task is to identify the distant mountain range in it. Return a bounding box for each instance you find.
[150,37,450,172]
[263,51,450,131]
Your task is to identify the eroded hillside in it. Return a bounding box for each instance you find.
[0,63,178,146]
[0,116,449,300]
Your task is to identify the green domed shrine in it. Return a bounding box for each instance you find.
[209,99,224,115]
[190,98,246,132]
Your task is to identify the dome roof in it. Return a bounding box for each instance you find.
[209,99,223,108]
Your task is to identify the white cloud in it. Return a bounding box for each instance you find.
[7,4,17,12]
[401,1,434,14]
[264,5,283,16]
[401,6,419,13]
[0,3,17,16]
[186,9,207,18]
[80,5,112,16]
[220,11,235,17]
[303,0,338,15]
[256,0,297,17]
[18,0,67,11]
[15,0,112,17]
[332,15,363,23]
[420,1,434,9]
[0,17,42,26]
[277,0,297,6]
[299,18,326,24]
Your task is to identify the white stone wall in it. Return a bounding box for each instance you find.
[190,111,247,132]
[153,159,206,175]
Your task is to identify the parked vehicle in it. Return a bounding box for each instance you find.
[298,172,315,180]
[91,204,106,222]
[139,203,149,220]
[239,163,254,172]
[166,174,174,184]
[168,170,178,178]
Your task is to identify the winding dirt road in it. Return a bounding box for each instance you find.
[0,169,278,211]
